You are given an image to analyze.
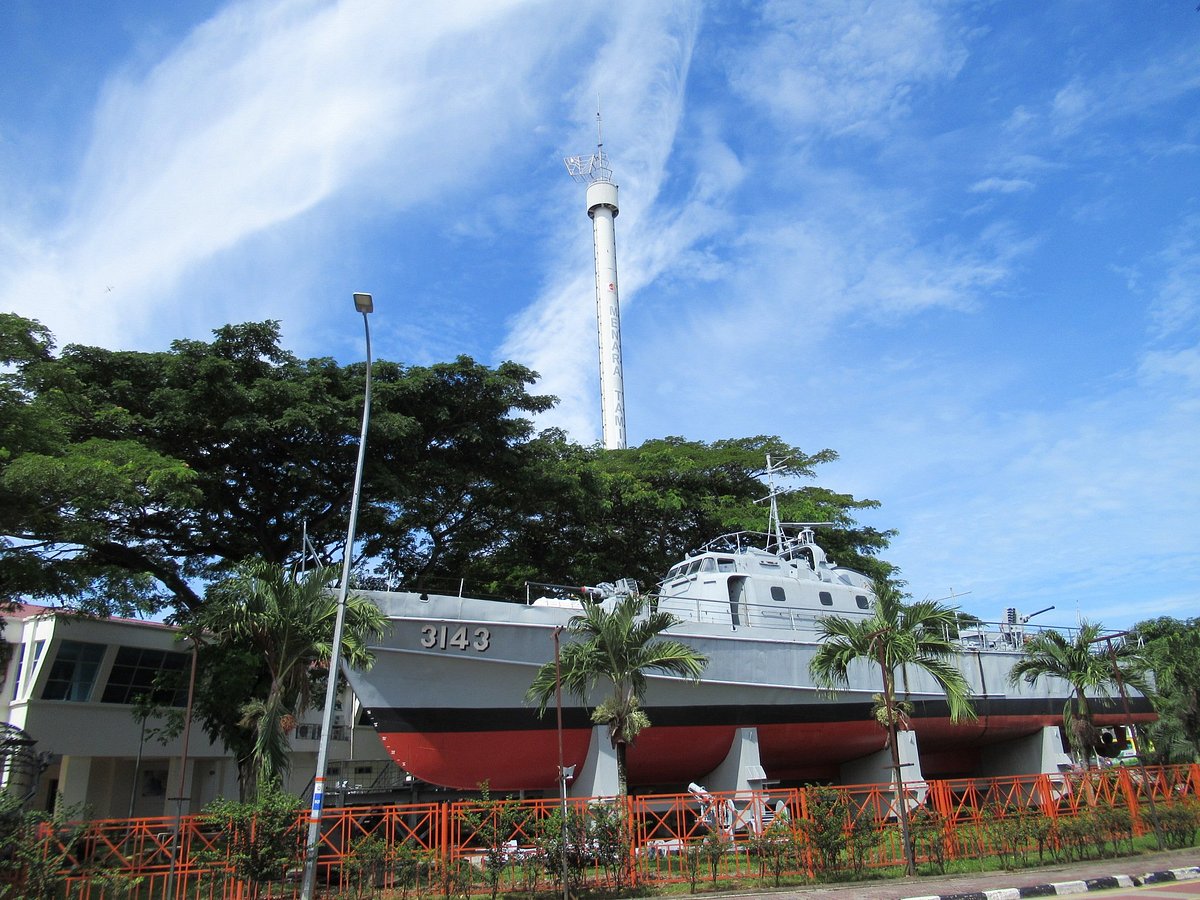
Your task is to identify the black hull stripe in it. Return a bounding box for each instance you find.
[367,696,1154,734]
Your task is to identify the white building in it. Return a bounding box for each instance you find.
[0,604,392,819]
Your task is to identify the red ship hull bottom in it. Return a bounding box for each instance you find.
[374,712,1155,792]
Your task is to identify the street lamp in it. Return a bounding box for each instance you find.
[300,293,375,900]
[165,636,200,900]
[553,627,571,900]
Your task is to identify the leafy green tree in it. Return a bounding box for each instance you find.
[3,317,896,616]
[0,315,553,615]
[526,594,707,794]
[466,434,894,596]
[1008,621,1152,767]
[809,577,977,876]
[196,560,387,796]
[1130,616,1200,763]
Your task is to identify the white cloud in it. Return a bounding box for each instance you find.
[968,177,1034,194]
[730,0,968,138]
[0,0,586,349]
[1145,215,1200,341]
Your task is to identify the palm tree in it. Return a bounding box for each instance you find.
[201,559,388,795]
[1008,620,1152,767]
[526,593,708,795]
[809,577,976,876]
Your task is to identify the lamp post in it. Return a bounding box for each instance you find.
[165,636,200,900]
[300,292,375,900]
[553,627,570,900]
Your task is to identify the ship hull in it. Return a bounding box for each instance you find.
[348,591,1154,791]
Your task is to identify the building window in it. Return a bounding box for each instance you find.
[10,644,25,700]
[12,640,46,701]
[819,591,834,607]
[42,641,106,702]
[101,646,188,706]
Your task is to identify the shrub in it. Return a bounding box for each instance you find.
[699,829,729,883]
[982,806,1050,869]
[532,805,591,893]
[748,819,798,886]
[1159,799,1200,850]
[0,794,89,900]
[201,784,304,899]
[798,786,849,875]
[390,841,433,900]
[435,856,474,900]
[845,814,881,876]
[1056,813,1095,862]
[1093,805,1133,857]
[341,835,391,900]
[457,783,525,900]
[586,801,632,890]
[909,808,949,874]
[1025,810,1057,864]
[681,840,704,893]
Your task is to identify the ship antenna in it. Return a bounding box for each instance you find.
[762,454,791,551]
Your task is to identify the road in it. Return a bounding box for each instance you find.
[1090,882,1200,898]
[731,848,1200,900]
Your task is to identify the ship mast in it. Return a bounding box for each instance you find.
[762,454,790,551]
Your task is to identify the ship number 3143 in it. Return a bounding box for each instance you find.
[420,625,490,652]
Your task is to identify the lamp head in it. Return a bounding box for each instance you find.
[353,292,374,314]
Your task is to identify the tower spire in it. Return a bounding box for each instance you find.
[565,119,626,450]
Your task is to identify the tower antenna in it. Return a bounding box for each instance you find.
[564,112,626,450]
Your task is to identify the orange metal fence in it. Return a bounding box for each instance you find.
[20,763,1198,899]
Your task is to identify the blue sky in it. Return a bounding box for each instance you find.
[2,1,1198,630]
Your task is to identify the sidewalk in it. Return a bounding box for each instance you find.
[726,847,1200,900]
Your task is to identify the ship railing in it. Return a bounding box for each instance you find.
[949,619,1081,652]
[524,581,605,604]
[647,594,1086,654]
[649,593,830,636]
[698,530,774,553]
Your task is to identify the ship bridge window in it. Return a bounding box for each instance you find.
[855,595,870,610]
[819,591,833,607]
[667,564,685,579]
[686,560,702,575]
[770,586,787,602]
[700,558,716,572]
[717,558,736,572]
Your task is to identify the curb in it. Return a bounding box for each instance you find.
[901,865,1200,900]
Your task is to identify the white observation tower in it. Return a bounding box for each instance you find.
[565,113,627,450]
